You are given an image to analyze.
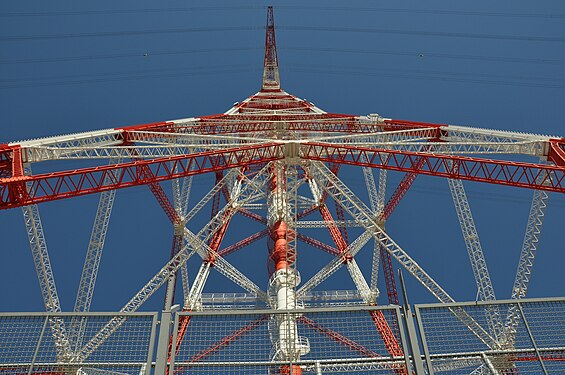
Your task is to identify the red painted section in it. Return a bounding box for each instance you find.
[10,146,24,178]
[380,155,426,222]
[168,314,191,362]
[318,205,349,254]
[272,220,289,271]
[302,142,565,193]
[0,143,284,209]
[238,208,268,224]
[299,315,380,358]
[548,139,565,167]
[183,315,267,366]
[0,144,16,179]
[280,365,303,375]
[296,232,340,256]
[314,185,407,365]
[369,310,409,375]
[334,200,350,245]
[218,229,269,257]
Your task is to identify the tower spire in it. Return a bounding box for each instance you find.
[261,6,281,91]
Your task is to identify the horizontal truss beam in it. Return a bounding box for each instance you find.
[2,140,563,210]
[301,143,565,193]
[0,143,284,209]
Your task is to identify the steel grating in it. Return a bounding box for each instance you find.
[0,299,564,374]
[414,298,565,374]
[0,313,157,375]
[170,306,409,374]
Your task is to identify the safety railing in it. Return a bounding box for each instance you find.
[0,312,158,375]
[414,297,565,374]
[168,305,411,374]
[1,297,564,374]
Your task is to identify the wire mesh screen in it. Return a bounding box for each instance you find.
[0,312,157,375]
[171,307,410,374]
[415,298,565,375]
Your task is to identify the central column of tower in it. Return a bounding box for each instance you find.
[268,161,307,374]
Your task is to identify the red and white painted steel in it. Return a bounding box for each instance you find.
[1,5,564,374]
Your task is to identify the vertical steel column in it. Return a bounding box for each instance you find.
[27,315,48,375]
[481,352,500,374]
[413,306,434,375]
[145,314,159,375]
[517,303,548,375]
[154,278,177,375]
[314,361,323,375]
[268,161,306,375]
[399,270,426,375]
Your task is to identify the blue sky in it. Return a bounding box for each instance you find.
[0,0,564,312]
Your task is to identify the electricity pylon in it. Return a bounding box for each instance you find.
[1,6,564,375]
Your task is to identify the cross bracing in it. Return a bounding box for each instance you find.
[0,5,563,375]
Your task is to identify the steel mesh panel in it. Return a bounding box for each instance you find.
[416,305,494,355]
[172,307,408,374]
[0,315,49,364]
[519,300,565,349]
[78,315,155,363]
[0,313,156,375]
[416,299,565,374]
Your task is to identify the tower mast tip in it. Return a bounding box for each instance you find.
[261,6,281,91]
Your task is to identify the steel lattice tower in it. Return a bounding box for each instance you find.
[1,6,564,375]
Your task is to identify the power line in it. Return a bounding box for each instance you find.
[0,65,259,89]
[284,47,565,66]
[0,47,261,65]
[287,63,563,83]
[2,25,562,43]
[280,26,565,43]
[283,65,565,89]
[2,46,562,66]
[0,6,265,17]
[2,62,561,90]
[1,5,562,19]
[276,6,565,19]
[0,26,262,41]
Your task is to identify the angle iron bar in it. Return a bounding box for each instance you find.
[178,304,398,317]
[0,143,285,209]
[425,347,565,360]
[517,303,549,374]
[27,315,48,375]
[295,220,367,228]
[448,177,502,340]
[21,200,73,361]
[346,259,374,303]
[185,261,212,309]
[442,124,555,143]
[218,229,269,257]
[414,296,565,310]
[300,143,565,193]
[77,164,271,360]
[171,167,191,305]
[310,161,496,348]
[71,160,123,352]
[307,127,439,143]
[168,357,412,366]
[13,129,124,148]
[183,168,239,223]
[297,231,373,297]
[503,183,550,348]
[318,141,547,157]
